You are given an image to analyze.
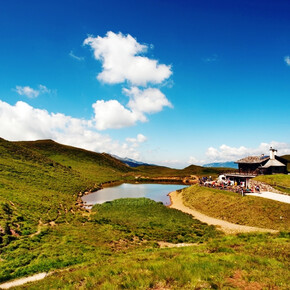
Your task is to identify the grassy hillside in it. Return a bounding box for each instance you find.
[12,233,290,289]
[0,138,93,240]
[16,139,134,183]
[182,185,290,231]
[254,174,290,194]
[0,138,137,248]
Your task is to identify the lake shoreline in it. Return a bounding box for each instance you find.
[82,183,188,208]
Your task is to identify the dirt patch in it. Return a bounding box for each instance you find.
[227,270,267,290]
[158,241,196,248]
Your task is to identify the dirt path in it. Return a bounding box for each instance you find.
[158,241,196,248]
[169,191,277,235]
[0,273,49,289]
[247,191,290,204]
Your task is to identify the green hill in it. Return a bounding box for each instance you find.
[16,139,133,183]
[0,138,93,240]
[0,138,289,288]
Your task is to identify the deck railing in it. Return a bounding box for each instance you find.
[224,172,258,177]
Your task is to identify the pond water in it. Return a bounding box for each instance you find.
[81,183,187,206]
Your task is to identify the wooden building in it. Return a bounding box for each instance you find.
[225,147,288,187]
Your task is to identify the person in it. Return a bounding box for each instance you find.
[241,188,244,196]
[255,185,260,193]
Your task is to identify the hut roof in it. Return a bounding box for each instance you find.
[261,159,286,168]
[236,155,269,164]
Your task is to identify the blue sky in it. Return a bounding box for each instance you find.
[0,0,290,167]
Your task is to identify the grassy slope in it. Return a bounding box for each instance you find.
[0,138,93,236]
[17,233,290,289]
[16,139,134,184]
[182,185,290,231]
[254,174,290,194]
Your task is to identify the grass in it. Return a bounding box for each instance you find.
[0,198,220,282]
[92,198,220,243]
[182,185,290,231]
[16,139,134,184]
[254,174,290,194]
[16,233,290,289]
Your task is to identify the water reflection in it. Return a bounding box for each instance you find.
[82,183,187,206]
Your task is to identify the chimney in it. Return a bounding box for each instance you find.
[269,147,277,160]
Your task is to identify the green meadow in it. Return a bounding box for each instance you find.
[0,138,289,288]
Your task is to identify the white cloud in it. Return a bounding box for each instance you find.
[284,55,290,66]
[92,86,172,130]
[0,100,144,160]
[188,156,200,165]
[126,134,147,148]
[69,51,84,61]
[92,100,142,130]
[83,31,173,130]
[84,31,172,86]
[15,85,50,98]
[124,87,172,114]
[204,142,290,163]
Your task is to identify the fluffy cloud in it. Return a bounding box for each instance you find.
[0,100,145,160]
[188,156,201,165]
[92,100,142,130]
[84,31,172,86]
[127,133,147,143]
[126,134,147,148]
[124,87,172,114]
[15,85,50,98]
[205,142,290,162]
[284,56,290,66]
[92,86,172,130]
[83,31,173,130]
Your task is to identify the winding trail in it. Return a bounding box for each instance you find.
[169,191,278,235]
[0,273,49,289]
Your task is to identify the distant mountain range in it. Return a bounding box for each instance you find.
[110,155,154,167]
[203,161,238,169]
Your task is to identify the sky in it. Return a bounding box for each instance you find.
[0,0,290,168]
